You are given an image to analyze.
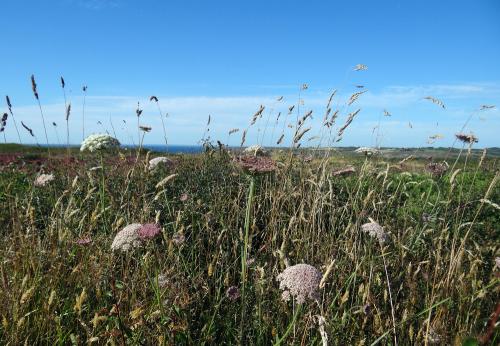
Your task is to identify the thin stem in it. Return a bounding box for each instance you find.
[100,153,107,232]
[274,304,302,346]
[239,176,256,345]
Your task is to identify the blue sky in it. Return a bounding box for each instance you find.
[1,0,499,147]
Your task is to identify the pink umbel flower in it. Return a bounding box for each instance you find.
[137,223,162,240]
[75,236,92,246]
[277,263,322,304]
[226,286,240,301]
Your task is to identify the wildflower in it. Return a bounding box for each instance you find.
[138,223,162,240]
[34,173,55,187]
[157,274,168,288]
[354,147,380,156]
[80,134,120,152]
[172,232,185,245]
[425,162,448,177]
[361,220,388,244]
[277,263,322,304]
[426,328,441,344]
[226,286,240,301]
[179,193,189,202]
[243,145,269,157]
[234,155,277,175]
[111,223,143,252]
[332,165,356,176]
[455,133,478,144]
[75,237,92,246]
[148,156,174,171]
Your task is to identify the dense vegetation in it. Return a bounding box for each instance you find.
[0,145,498,345]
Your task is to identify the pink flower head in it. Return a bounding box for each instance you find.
[180,193,189,202]
[75,236,92,246]
[226,286,240,301]
[137,223,162,240]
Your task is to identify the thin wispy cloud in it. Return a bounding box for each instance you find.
[3,82,498,147]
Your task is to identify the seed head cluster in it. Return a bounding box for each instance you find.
[276,263,322,304]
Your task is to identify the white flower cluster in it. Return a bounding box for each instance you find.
[111,223,143,252]
[80,134,120,152]
[148,156,174,171]
[354,147,380,156]
[244,145,269,157]
[361,220,388,243]
[34,173,55,187]
[277,263,322,304]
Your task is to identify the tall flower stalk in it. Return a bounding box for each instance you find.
[5,96,22,144]
[82,85,87,141]
[81,134,120,232]
[31,75,50,156]
[150,96,168,149]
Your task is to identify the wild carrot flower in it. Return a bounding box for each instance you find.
[75,237,92,246]
[148,156,174,171]
[235,155,277,175]
[157,274,169,288]
[226,286,240,301]
[34,173,55,187]
[243,145,268,157]
[354,147,380,156]
[276,263,322,304]
[425,162,448,177]
[137,223,162,240]
[179,193,189,202]
[111,223,143,252]
[172,232,185,245]
[80,134,120,152]
[361,220,388,244]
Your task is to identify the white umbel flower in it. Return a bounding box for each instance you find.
[361,220,388,243]
[148,156,174,171]
[354,147,380,156]
[277,263,322,304]
[111,223,143,252]
[80,134,120,152]
[34,173,55,187]
[244,145,269,157]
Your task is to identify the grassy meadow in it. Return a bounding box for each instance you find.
[0,76,499,345]
[0,142,498,345]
